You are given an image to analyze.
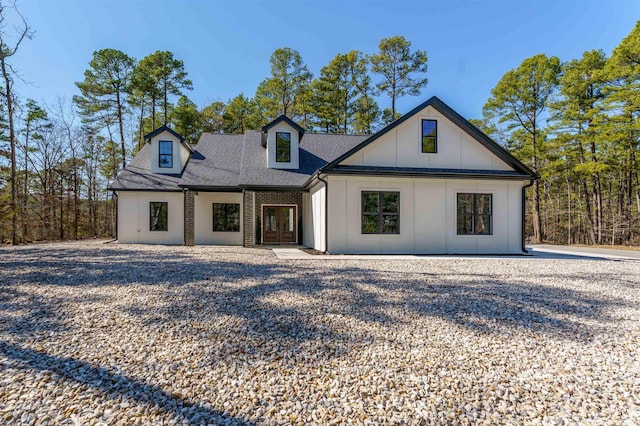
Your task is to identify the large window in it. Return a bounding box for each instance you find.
[361,191,400,234]
[275,132,291,163]
[159,140,173,168]
[150,202,168,231]
[457,193,492,235]
[213,203,240,232]
[421,119,437,153]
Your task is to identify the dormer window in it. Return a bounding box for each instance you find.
[421,119,437,153]
[159,140,173,168]
[275,132,291,163]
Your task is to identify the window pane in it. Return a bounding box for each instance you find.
[381,192,399,213]
[159,141,173,168]
[214,203,240,232]
[362,192,379,213]
[382,214,398,233]
[265,208,277,232]
[422,137,436,153]
[276,132,291,162]
[422,120,437,153]
[362,214,379,233]
[150,202,168,231]
[457,194,473,214]
[159,141,172,154]
[475,214,491,235]
[475,194,492,214]
[457,214,473,235]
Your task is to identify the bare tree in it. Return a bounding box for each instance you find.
[0,0,32,244]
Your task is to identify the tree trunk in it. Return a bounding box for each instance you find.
[117,91,126,169]
[22,121,30,243]
[2,59,18,244]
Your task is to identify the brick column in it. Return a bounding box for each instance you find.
[243,190,254,247]
[184,190,195,246]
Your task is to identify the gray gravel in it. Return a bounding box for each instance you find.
[0,241,639,425]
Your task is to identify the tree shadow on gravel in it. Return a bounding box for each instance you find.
[0,340,253,425]
[1,244,636,422]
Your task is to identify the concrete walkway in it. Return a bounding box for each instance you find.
[272,245,640,260]
[528,244,640,260]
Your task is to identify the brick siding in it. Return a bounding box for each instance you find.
[184,190,195,246]
[243,191,303,246]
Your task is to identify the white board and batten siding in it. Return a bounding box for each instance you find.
[341,105,512,171]
[328,103,526,255]
[194,192,244,245]
[303,182,326,252]
[149,130,191,175]
[327,176,523,254]
[117,191,184,244]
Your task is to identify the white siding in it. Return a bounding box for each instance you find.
[303,182,326,251]
[266,123,300,169]
[327,176,524,254]
[117,191,184,244]
[194,192,243,245]
[341,105,512,171]
[149,131,190,174]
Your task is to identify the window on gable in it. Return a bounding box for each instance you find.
[275,132,291,163]
[421,119,437,153]
[361,191,400,234]
[150,202,168,231]
[159,140,173,168]
[213,203,240,232]
[457,193,492,235]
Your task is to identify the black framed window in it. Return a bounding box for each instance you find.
[361,191,400,234]
[457,193,492,235]
[421,119,437,153]
[275,132,291,163]
[150,202,168,231]
[159,140,173,168]
[213,203,240,232]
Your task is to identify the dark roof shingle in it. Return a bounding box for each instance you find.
[109,144,183,191]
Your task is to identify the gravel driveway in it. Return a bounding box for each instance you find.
[1,241,638,425]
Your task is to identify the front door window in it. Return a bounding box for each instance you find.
[263,206,296,244]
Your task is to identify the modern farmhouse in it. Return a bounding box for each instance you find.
[110,96,537,254]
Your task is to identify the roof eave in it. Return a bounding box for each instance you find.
[323,168,534,181]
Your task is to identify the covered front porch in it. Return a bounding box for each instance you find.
[183,189,305,247]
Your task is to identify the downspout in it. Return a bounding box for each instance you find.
[522,180,534,254]
[317,172,329,254]
[183,188,187,246]
[113,190,118,241]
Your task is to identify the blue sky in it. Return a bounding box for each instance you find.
[11,0,640,121]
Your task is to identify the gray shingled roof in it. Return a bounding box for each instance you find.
[111,130,368,191]
[238,131,367,188]
[178,133,243,189]
[109,144,183,191]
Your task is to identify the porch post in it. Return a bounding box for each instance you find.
[184,189,195,246]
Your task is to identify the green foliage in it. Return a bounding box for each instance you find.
[312,50,379,134]
[74,48,135,124]
[370,36,428,117]
[254,48,313,123]
[200,101,225,133]
[170,96,201,143]
[133,50,193,125]
[222,94,260,133]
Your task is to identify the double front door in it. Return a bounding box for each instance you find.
[263,206,296,244]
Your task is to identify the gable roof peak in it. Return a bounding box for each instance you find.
[144,124,193,153]
[261,115,305,137]
[144,124,186,142]
[321,95,536,178]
